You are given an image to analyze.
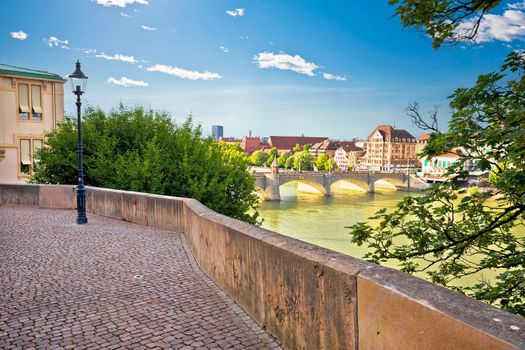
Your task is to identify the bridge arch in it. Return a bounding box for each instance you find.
[330,178,369,193]
[279,178,328,196]
[373,174,407,190]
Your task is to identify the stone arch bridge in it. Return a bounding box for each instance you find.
[255,171,424,201]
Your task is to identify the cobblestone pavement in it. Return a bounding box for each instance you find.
[0,206,281,350]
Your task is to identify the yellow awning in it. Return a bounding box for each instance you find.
[31,85,42,114]
[18,84,29,113]
[20,139,31,165]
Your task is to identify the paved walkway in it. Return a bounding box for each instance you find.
[0,206,281,350]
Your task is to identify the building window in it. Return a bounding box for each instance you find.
[18,84,30,120]
[18,83,43,121]
[19,138,42,175]
[31,85,43,120]
[20,139,31,174]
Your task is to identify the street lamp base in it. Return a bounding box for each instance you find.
[76,216,88,224]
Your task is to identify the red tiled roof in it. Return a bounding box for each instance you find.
[268,136,328,150]
[367,125,415,142]
[338,141,362,152]
[419,133,431,141]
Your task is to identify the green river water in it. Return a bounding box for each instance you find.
[259,183,411,261]
[258,182,523,286]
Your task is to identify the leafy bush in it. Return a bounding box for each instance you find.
[33,105,260,224]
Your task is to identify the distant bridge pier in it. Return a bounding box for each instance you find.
[324,181,332,197]
[368,173,375,193]
[265,175,281,201]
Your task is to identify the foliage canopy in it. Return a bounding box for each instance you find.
[33,105,260,225]
[349,51,525,315]
[389,0,501,47]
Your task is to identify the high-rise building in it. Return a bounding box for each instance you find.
[212,125,223,140]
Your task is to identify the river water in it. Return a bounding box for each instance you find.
[258,183,411,262]
[258,182,523,286]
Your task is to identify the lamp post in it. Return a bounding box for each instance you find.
[68,61,88,224]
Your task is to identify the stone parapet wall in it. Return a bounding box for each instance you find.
[1,183,524,349]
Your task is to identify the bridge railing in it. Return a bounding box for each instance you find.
[0,183,523,350]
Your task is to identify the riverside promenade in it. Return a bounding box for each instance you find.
[0,206,281,350]
[1,184,524,350]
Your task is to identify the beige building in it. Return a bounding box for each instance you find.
[0,64,65,183]
[364,125,417,171]
[333,142,364,171]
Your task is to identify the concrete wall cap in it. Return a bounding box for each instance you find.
[359,264,525,348]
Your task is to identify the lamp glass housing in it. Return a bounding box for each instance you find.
[68,61,88,94]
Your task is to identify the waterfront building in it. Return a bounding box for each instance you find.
[419,149,482,181]
[240,136,261,155]
[334,142,365,171]
[420,151,461,178]
[416,133,431,166]
[364,125,417,171]
[309,140,340,157]
[0,63,65,183]
[212,125,223,140]
[416,134,430,154]
[268,135,328,154]
[354,140,366,148]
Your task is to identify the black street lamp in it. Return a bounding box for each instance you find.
[68,60,88,224]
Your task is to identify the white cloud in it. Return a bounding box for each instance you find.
[47,36,70,49]
[95,52,138,64]
[107,76,149,87]
[141,25,157,31]
[239,35,249,39]
[120,12,130,17]
[457,9,525,42]
[94,0,148,7]
[226,8,245,17]
[508,1,525,10]
[220,46,229,53]
[323,73,347,81]
[252,52,319,76]
[147,64,221,80]
[10,31,28,40]
[83,48,97,54]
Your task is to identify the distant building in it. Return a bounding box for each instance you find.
[219,136,241,146]
[268,136,328,153]
[419,149,482,180]
[240,136,261,154]
[364,125,417,171]
[416,133,431,166]
[420,152,461,177]
[260,139,271,152]
[309,140,340,157]
[356,151,368,170]
[354,140,366,149]
[334,142,365,171]
[212,125,223,140]
[0,63,66,183]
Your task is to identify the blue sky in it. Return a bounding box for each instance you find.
[1,0,523,139]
